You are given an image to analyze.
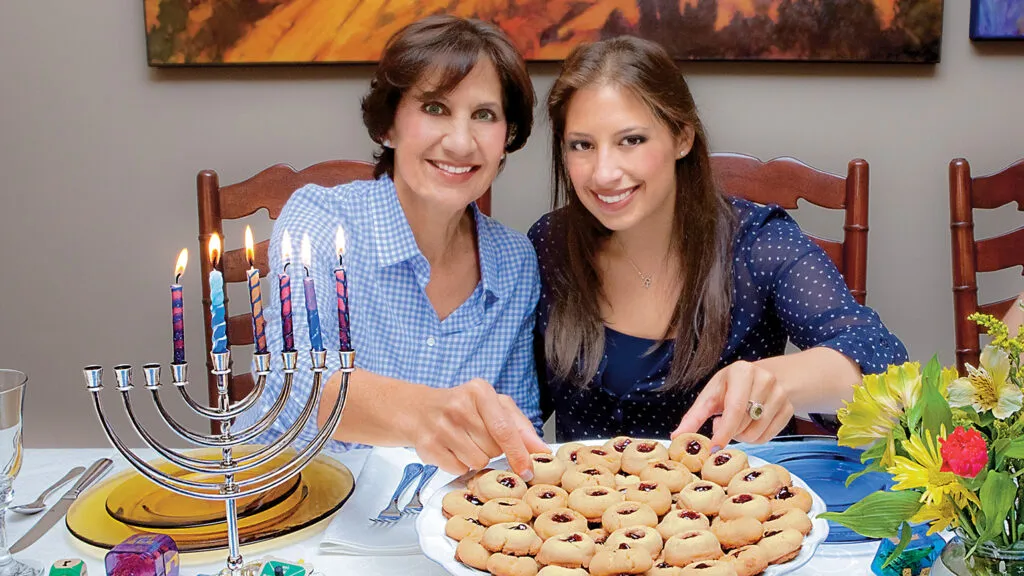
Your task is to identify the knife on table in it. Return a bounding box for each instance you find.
[11,458,113,553]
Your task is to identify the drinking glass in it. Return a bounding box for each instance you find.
[0,370,41,576]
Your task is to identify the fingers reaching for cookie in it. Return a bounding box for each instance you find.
[410,378,549,480]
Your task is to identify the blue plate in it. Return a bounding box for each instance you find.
[738,437,929,544]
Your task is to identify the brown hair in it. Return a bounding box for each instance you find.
[361,15,535,179]
[545,36,735,391]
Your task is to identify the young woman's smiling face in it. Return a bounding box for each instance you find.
[563,83,692,232]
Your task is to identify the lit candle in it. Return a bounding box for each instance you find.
[334,227,352,352]
[300,234,324,351]
[244,226,268,354]
[279,231,295,353]
[208,234,228,354]
[171,248,188,364]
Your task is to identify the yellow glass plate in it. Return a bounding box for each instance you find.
[106,447,302,529]
[67,448,354,552]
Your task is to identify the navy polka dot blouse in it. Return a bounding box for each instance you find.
[528,198,909,442]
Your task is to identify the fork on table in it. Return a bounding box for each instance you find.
[370,462,423,524]
[401,464,438,517]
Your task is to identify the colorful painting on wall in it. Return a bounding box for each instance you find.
[144,0,944,65]
[970,0,1024,40]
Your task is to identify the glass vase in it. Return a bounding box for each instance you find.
[941,533,1024,576]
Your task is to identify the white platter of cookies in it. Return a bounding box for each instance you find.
[416,435,829,576]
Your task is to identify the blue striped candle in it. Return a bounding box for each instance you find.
[208,234,227,354]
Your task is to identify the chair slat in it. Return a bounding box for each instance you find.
[713,153,846,210]
[975,226,1024,274]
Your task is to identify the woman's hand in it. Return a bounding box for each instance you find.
[671,360,793,450]
[404,378,549,480]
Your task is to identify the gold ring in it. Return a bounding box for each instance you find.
[747,400,764,421]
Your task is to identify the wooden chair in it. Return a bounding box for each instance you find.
[711,153,870,305]
[711,153,870,435]
[949,157,1024,374]
[198,161,493,408]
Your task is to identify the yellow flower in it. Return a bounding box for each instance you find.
[888,428,980,510]
[910,498,960,535]
[837,384,900,449]
[947,346,1023,420]
[837,363,921,450]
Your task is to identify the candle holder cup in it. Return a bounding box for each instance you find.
[83,347,352,576]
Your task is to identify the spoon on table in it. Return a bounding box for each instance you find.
[11,466,85,515]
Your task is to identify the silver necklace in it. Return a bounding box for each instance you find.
[615,237,652,289]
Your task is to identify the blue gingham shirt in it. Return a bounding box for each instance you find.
[236,175,543,451]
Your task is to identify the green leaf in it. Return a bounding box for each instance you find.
[818,490,923,538]
[994,438,1013,468]
[907,400,924,435]
[960,406,983,426]
[980,471,1015,540]
[1001,438,1024,460]
[845,460,886,488]
[860,440,886,465]
[882,522,914,569]
[922,356,953,436]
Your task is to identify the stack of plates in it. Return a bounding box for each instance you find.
[66,446,354,552]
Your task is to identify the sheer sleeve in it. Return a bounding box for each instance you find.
[745,208,908,375]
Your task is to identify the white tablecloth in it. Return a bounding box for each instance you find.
[8,449,890,575]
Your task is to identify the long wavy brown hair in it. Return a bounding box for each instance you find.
[545,36,735,391]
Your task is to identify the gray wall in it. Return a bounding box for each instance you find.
[1,1,1022,448]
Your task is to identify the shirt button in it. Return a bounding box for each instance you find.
[426,336,436,347]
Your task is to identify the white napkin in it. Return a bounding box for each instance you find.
[319,447,451,555]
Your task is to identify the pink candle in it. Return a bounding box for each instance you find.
[335,227,352,352]
[279,231,295,353]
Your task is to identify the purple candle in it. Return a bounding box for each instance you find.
[244,226,268,354]
[335,227,352,352]
[279,231,295,352]
[301,234,324,351]
[171,248,188,364]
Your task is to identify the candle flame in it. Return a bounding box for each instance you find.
[335,226,347,258]
[244,226,255,268]
[281,230,293,264]
[208,233,222,268]
[301,233,312,270]
[174,248,188,281]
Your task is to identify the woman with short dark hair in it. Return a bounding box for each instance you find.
[241,15,546,479]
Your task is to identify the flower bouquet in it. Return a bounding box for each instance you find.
[821,311,1024,575]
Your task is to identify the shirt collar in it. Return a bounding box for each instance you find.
[371,175,505,302]
[371,176,421,268]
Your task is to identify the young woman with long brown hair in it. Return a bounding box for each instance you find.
[530,36,908,450]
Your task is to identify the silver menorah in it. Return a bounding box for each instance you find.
[82,346,352,575]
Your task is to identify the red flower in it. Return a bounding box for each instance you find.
[940,426,989,478]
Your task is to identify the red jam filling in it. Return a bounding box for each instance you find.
[687,440,703,455]
[614,439,632,452]
[655,463,672,471]
[743,471,762,482]
[618,543,631,550]
[564,533,583,542]
[583,468,602,476]
[714,454,732,466]
[534,455,552,463]
[694,484,712,492]
[679,510,702,519]
[776,487,794,500]
[540,491,556,499]
[590,489,609,496]
[626,529,644,539]
[511,523,528,530]
[767,513,783,521]
[695,563,712,569]
[465,494,483,506]
[764,530,782,537]
[592,449,608,456]
[619,507,637,515]
[638,443,656,453]
[498,477,518,489]
[733,494,754,504]
[552,513,573,523]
